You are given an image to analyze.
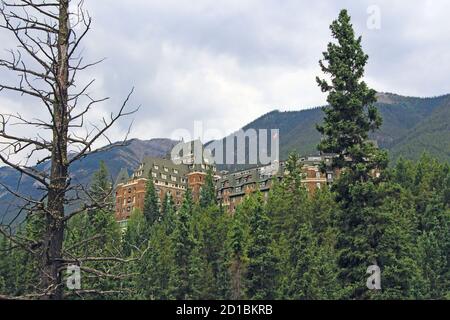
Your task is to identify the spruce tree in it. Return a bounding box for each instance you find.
[64,163,121,298]
[143,173,160,226]
[228,215,247,299]
[316,9,390,299]
[170,188,195,299]
[90,161,113,204]
[137,222,174,300]
[161,192,177,235]
[316,9,387,176]
[246,193,278,300]
[200,168,217,208]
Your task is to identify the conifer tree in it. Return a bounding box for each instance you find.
[137,222,174,300]
[408,156,450,298]
[246,193,278,300]
[122,208,147,256]
[161,192,177,235]
[228,215,247,299]
[143,173,160,226]
[64,163,121,298]
[200,168,217,208]
[316,9,387,176]
[316,9,391,299]
[170,188,195,299]
[187,220,215,299]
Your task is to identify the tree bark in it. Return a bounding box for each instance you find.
[40,0,69,300]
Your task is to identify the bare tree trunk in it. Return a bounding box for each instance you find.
[40,0,69,300]
[0,0,137,300]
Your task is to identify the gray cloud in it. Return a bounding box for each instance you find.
[1,0,450,156]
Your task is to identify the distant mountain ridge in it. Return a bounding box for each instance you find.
[228,92,450,163]
[1,92,449,223]
[0,138,178,224]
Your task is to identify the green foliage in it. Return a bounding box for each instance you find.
[200,168,217,208]
[64,162,122,299]
[246,193,278,300]
[169,188,195,299]
[316,9,387,175]
[143,174,160,226]
[0,214,42,297]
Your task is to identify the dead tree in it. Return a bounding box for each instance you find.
[0,0,137,299]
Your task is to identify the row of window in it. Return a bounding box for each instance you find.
[152,165,179,174]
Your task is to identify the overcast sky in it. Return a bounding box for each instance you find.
[1,0,450,150]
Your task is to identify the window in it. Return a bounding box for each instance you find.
[164,167,169,172]
[236,187,241,193]
[171,176,177,182]
[316,172,321,179]
[173,169,178,174]
[327,173,333,180]
[152,172,157,178]
[153,165,159,170]
[161,174,167,179]
[316,183,321,190]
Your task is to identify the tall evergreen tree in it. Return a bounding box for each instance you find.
[143,173,160,226]
[137,222,174,300]
[316,10,393,299]
[316,9,387,176]
[161,192,177,235]
[200,168,217,208]
[170,188,195,299]
[246,193,278,300]
[228,214,247,300]
[64,163,121,299]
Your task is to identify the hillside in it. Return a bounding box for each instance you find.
[215,92,450,166]
[388,97,450,162]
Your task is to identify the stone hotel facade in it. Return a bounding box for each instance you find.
[114,150,337,222]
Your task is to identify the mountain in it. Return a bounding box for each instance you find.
[388,97,450,162]
[212,92,450,166]
[0,138,177,225]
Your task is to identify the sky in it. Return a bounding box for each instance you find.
[1,0,450,155]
